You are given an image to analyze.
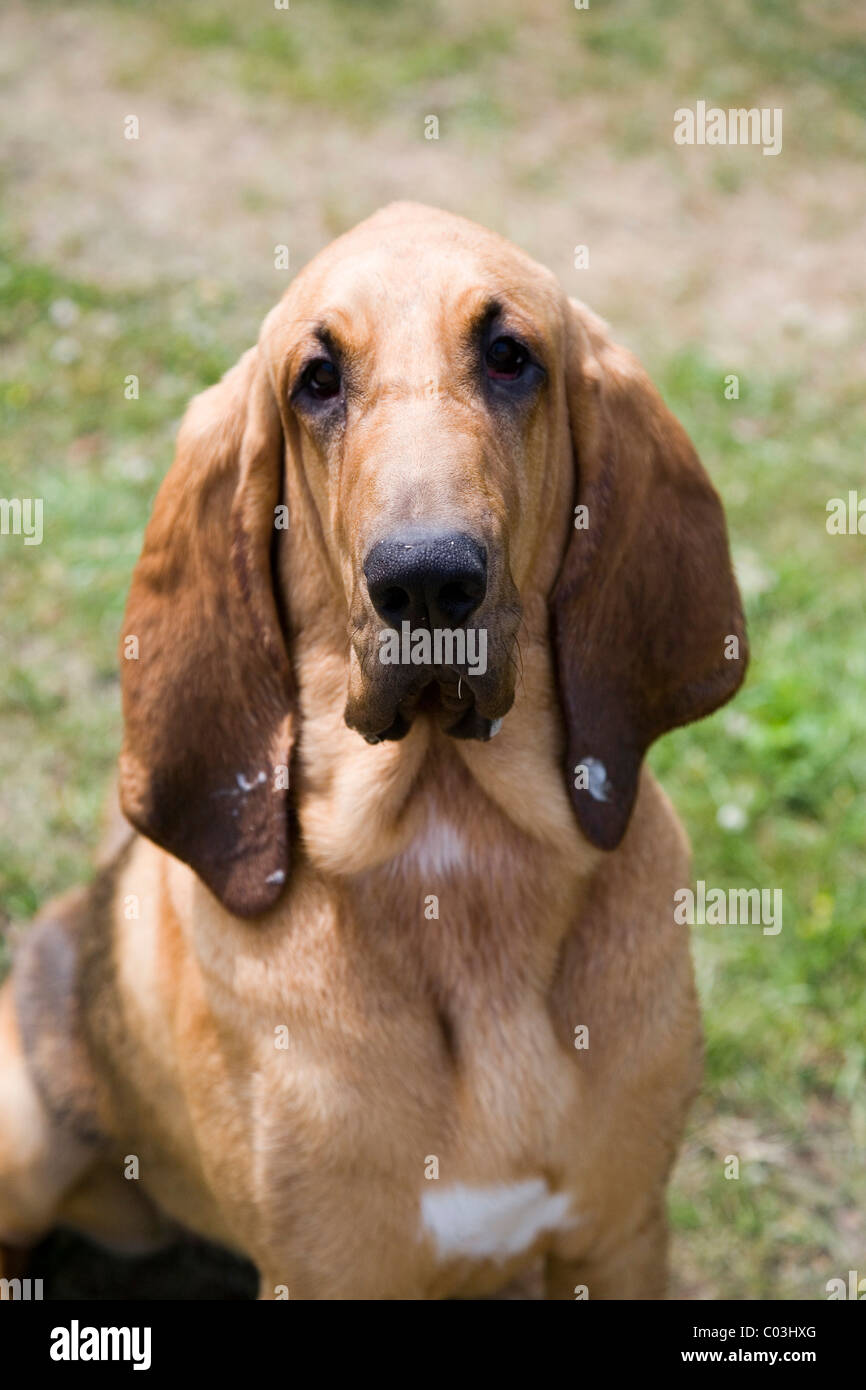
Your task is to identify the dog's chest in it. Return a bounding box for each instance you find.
[250,815,586,1295]
[257,990,582,1295]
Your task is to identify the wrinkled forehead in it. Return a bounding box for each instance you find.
[265,215,562,373]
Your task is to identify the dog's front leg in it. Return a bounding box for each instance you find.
[545,1204,670,1300]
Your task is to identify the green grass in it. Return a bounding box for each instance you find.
[36,0,865,158]
[88,0,516,127]
[648,351,866,1298]
[580,0,866,114]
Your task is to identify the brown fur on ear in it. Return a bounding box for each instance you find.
[119,347,296,916]
[553,299,748,850]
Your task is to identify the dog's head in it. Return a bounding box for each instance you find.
[119,203,747,915]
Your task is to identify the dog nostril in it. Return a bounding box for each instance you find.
[436,580,481,622]
[378,586,412,621]
[439,582,471,605]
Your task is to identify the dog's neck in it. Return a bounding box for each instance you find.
[276,594,597,1001]
[287,574,593,879]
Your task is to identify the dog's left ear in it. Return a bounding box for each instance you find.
[552,298,748,850]
[119,345,296,917]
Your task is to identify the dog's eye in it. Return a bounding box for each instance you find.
[485,336,527,381]
[301,358,341,400]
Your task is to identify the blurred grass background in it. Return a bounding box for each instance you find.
[1,0,864,1299]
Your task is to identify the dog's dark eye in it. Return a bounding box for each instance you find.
[485,336,527,381]
[301,358,341,400]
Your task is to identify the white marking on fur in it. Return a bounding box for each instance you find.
[236,770,267,793]
[421,1179,574,1261]
[582,756,612,803]
[400,818,468,877]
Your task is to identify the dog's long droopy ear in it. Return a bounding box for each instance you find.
[553,299,748,851]
[119,346,296,916]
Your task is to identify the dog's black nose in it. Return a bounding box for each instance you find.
[364,531,487,627]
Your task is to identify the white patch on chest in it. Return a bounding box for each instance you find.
[420,1179,575,1262]
[395,818,469,878]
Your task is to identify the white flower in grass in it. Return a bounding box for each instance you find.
[717,803,747,832]
[50,297,79,327]
[50,336,81,363]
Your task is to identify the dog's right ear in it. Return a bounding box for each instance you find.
[119,346,297,918]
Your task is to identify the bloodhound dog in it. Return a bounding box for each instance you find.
[0,203,747,1300]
